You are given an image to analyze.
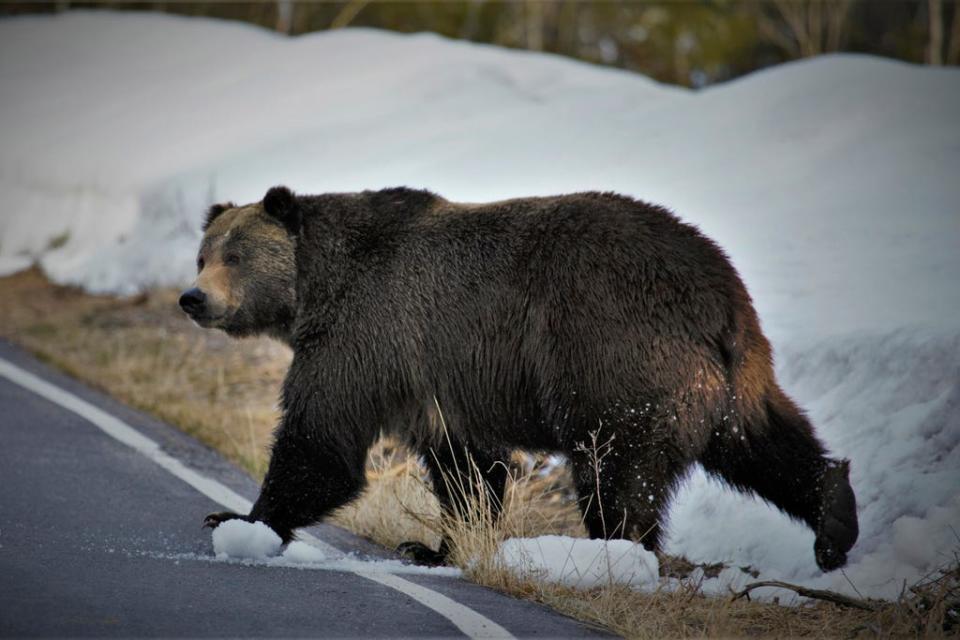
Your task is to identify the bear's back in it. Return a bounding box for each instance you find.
[403,191,744,320]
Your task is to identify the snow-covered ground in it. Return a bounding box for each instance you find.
[1,11,957,600]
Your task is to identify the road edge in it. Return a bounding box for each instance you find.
[0,347,515,640]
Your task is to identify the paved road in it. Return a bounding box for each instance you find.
[0,340,605,638]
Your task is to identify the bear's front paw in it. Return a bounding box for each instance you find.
[396,541,449,566]
[202,511,249,530]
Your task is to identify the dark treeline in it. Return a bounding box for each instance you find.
[4,1,958,86]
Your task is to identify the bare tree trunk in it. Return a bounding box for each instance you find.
[493,3,524,49]
[764,0,854,58]
[459,0,483,41]
[795,0,816,55]
[542,1,561,52]
[330,0,369,30]
[276,0,294,35]
[928,0,944,64]
[826,0,854,51]
[808,0,823,55]
[526,1,543,51]
[558,0,578,56]
[757,10,801,57]
[774,0,815,56]
[948,0,960,64]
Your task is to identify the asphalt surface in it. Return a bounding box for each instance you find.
[0,340,607,638]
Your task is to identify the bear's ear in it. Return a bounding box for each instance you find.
[202,202,236,231]
[263,185,301,235]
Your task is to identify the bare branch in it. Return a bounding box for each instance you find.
[731,580,879,611]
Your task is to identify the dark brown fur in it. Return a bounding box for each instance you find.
[183,186,858,571]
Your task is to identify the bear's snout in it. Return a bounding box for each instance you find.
[179,287,207,317]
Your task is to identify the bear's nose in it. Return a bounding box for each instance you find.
[179,288,207,315]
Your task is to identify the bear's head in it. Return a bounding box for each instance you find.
[179,186,300,342]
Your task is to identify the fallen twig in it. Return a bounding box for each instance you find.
[730,580,878,611]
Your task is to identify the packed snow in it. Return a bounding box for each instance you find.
[1,11,958,601]
[493,536,767,596]
[212,519,282,560]
[208,519,461,577]
[497,536,660,590]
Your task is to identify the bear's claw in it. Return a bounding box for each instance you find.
[202,511,244,529]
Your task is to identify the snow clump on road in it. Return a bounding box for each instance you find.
[212,520,282,560]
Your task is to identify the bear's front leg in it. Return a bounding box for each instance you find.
[201,357,377,544]
[243,427,369,543]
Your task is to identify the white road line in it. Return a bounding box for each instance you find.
[0,357,514,640]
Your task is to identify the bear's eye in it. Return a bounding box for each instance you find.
[197,257,205,271]
[224,253,241,266]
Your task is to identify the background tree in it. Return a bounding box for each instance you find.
[2,1,956,87]
[756,0,855,57]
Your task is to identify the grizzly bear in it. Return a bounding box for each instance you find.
[180,185,858,571]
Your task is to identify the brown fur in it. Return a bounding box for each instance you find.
[184,203,297,341]
[186,186,859,572]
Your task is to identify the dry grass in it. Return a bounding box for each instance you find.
[2,268,956,638]
[0,268,287,478]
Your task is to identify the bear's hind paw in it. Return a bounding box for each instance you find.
[396,541,449,566]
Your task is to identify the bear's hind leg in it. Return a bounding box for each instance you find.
[397,440,509,566]
[699,388,858,571]
[570,430,690,553]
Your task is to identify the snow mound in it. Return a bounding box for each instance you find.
[281,540,328,564]
[497,536,660,590]
[212,519,282,560]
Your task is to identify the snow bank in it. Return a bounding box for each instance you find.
[497,536,659,590]
[1,11,958,600]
